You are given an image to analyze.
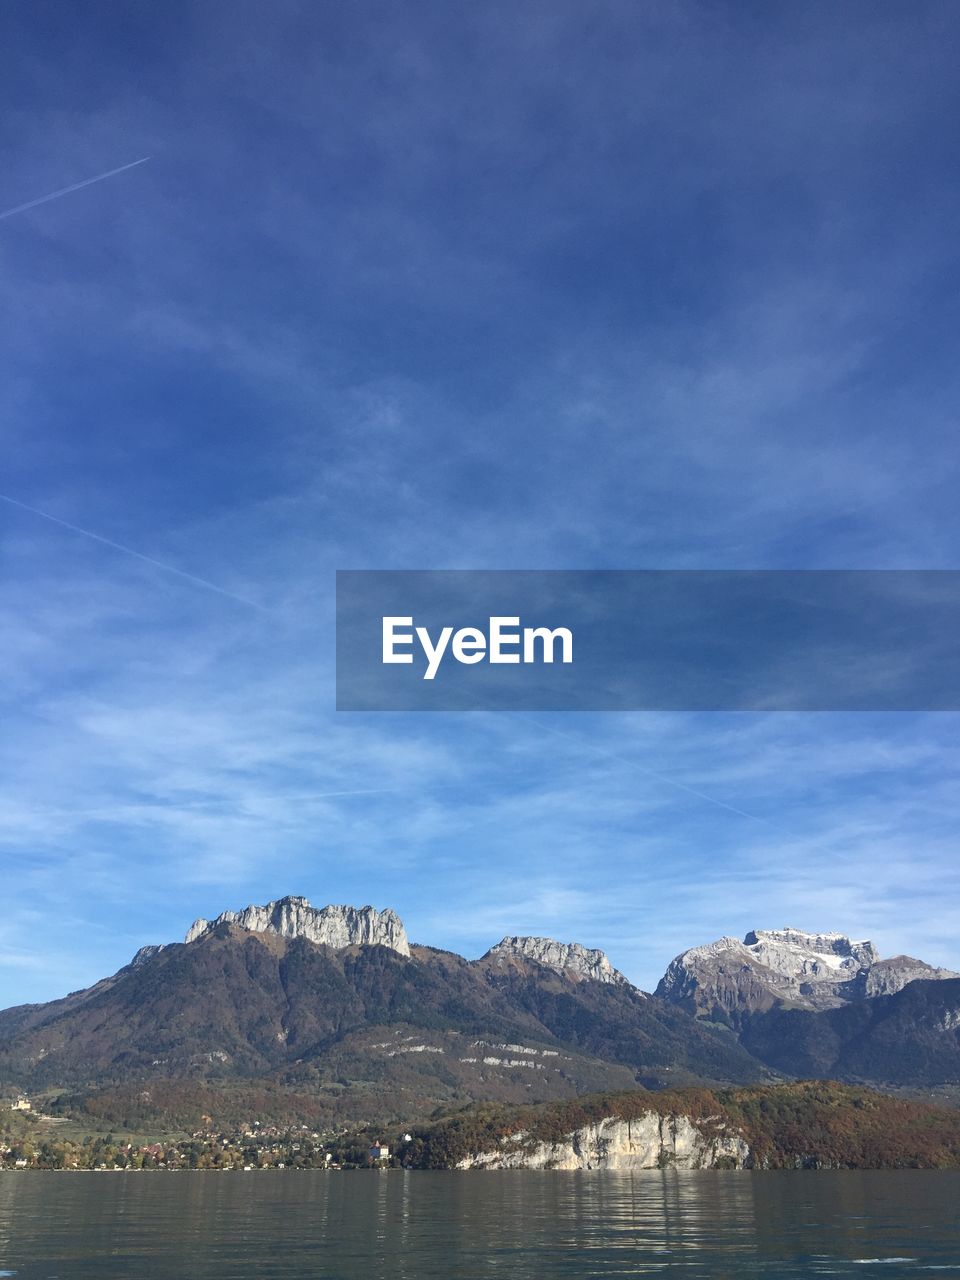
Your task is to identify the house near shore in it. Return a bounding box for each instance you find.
[368,1141,390,1162]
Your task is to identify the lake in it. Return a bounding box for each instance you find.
[1,1170,958,1278]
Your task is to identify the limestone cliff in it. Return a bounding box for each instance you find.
[185,895,411,957]
[455,1112,749,1170]
[483,936,629,985]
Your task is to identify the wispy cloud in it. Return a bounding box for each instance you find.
[2,2,959,1005]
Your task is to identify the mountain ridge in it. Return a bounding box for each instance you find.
[656,925,957,1025]
[3,901,958,1128]
[482,936,630,986]
[0,916,767,1126]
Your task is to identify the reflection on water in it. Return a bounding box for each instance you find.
[1,1170,958,1279]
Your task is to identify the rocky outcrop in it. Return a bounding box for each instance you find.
[455,1112,750,1170]
[185,895,411,957]
[864,955,958,998]
[483,936,629,985]
[657,927,957,1025]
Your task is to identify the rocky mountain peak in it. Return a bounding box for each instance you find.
[744,927,880,970]
[484,936,629,986]
[184,896,410,957]
[656,926,957,1024]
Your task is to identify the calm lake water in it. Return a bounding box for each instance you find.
[1,1170,958,1279]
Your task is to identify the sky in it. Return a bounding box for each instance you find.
[2,0,960,1006]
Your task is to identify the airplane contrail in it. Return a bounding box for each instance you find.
[0,156,151,222]
[0,493,266,611]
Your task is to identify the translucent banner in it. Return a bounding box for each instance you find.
[335,570,960,711]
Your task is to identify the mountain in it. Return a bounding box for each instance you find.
[657,927,958,1028]
[482,936,628,985]
[184,896,410,955]
[3,903,959,1130]
[739,976,960,1086]
[656,926,960,1087]
[0,898,766,1127]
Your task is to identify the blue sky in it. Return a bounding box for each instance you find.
[2,1,959,1006]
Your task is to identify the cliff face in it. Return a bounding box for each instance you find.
[483,936,629,986]
[185,896,411,957]
[455,1112,749,1170]
[416,1081,960,1172]
[657,927,957,1025]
